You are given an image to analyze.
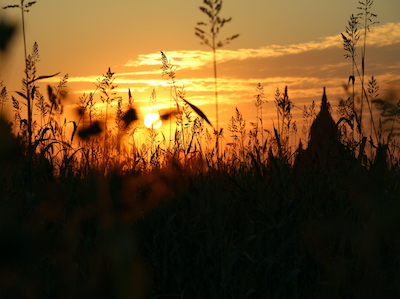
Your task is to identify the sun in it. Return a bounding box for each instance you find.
[144,113,162,129]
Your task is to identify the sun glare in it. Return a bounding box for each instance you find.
[144,113,162,129]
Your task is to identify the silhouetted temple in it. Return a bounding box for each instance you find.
[293,89,393,297]
[294,88,342,173]
[308,87,338,152]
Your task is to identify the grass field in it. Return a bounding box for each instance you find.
[1,1,400,298]
[1,67,400,298]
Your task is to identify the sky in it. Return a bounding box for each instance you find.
[1,0,400,145]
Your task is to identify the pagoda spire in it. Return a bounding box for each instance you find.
[321,87,329,114]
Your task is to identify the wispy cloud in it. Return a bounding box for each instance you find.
[43,22,399,92]
[366,22,400,46]
[124,50,211,70]
[124,22,400,71]
[41,21,399,127]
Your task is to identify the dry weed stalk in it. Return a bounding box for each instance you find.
[195,0,239,158]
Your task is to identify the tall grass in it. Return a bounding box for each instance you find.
[1,1,400,298]
[341,0,379,142]
[2,47,400,297]
[195,0,239,159]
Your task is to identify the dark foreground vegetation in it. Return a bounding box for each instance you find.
[1,83,400,299]
[2,1,400,298]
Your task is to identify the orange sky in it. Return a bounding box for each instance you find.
[1,0,400,146]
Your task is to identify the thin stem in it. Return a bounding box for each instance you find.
[169,86,172,148]
[19,0,33,197]
[21,0,27,66]
[213,46,219,159]
[195,0,238,161]
[20,1,33,148]
[260,105,264,148]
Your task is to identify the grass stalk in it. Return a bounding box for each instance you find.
[195,0,239,160]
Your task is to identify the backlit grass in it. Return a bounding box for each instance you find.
[1,1,400,298]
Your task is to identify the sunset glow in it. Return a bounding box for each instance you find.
[144,113,162,129]
[2,2,400,295]
[1,0,399,142]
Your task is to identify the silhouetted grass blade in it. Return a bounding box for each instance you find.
[25,1,36,9]
[15,91,28,101]
[70,121,78,142]
[2,5,20,9]
[180,96,214,130]
[27,72,60,85]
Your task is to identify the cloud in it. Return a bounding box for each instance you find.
[39,21,399,126]
[366,22,400,46]
[123,22,400,71]
[124,50,211,70]
[39,22,400,86]
[118,70,160,76]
